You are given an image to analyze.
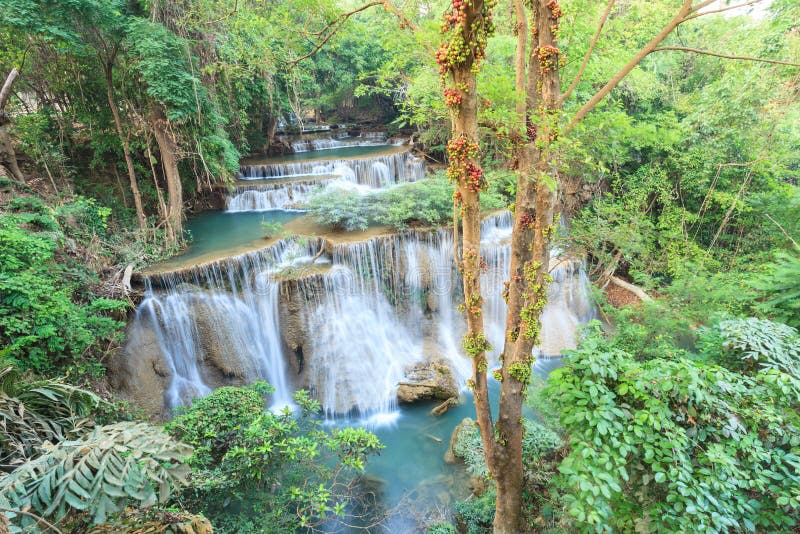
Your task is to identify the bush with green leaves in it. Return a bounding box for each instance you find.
[166,383,383,533]
[454,488,496,534]
[0,205,127,375]
[306,175,511,232]
[547,328,800,533]
[0,422,192,530]
[704,318,800,397]
[453,419,561,479]
[307,187,372,231]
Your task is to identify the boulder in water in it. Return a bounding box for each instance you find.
[444,417,475,464]
[396,360,458,404]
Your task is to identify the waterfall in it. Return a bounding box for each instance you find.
[226,178,334,212]
[238,149,425,187]
[295,239,424,421]
[479,211,596,358]
[289,132,387,153]
[133,238,323,411]
[126,207,594,420]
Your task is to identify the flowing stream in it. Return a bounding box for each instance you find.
[123,136,595,531]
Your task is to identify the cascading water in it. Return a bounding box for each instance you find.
[479,211,596,358]
[132,238,323,411]
[226,178,334,212]
[238,149,425,186]
[289,132,388,153]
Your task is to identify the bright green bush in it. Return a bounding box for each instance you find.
[372,178,453,230]
[0,366,105,469]
[0,205,126,375]
[453,419,561,479]
[454,488,496,534]
[166,384,383,533]
[307,187,372,231]
[547,329,800,533]
[307,175,511,232]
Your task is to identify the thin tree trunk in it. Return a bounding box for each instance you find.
[0,69,26,183]
[145,134,172,242]
[151,105,183,244]
[103,61,147,232]
[438,0,498,497]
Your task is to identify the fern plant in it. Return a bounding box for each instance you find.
[0,422,192,529]
[0,366,104,469]
[754,250,800,328]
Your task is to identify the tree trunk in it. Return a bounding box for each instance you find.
[491,2,562,532]
[438,0,498,503]
[104,61,147,232]
[0,69,25,183]
[151,105,183,244]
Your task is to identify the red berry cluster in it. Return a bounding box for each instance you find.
[444,88,463,107]
[463,161,484,192]
[519,212,536,230]
[441,0,468,32]
[526,118,537,141]
[447,135,479,162]
[447,136,485,192]
[436,0,497,75]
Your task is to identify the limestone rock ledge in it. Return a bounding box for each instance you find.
[396,360,458,404]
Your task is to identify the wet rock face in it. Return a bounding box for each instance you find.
[109,317,172,419]
[396,360,458,403]
[110,294,259,419]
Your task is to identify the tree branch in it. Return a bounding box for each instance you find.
[652,46,800,67]
[563,0,695,136]
[683,0,765,21]
[560,0,615,104]
[289,2,385,65]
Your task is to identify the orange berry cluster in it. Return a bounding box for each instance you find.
[536,45,560,73]
[546,0,563,19]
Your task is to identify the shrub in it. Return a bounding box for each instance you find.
[454,488,496,534]
[0,366,105,469]
[307,187,371,231]
[306,175,511,232]
[0,210,127,374]
[754,250,800,328]
[547,330,800,533]
[166,384,383,533]
[453,418,561,479]
[371,178,453,229]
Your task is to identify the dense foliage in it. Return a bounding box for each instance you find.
[0,422,192,530]
[0,198,127,375]
[165,383,383,533]
[547,325,800,532]
[307,173,508,231]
